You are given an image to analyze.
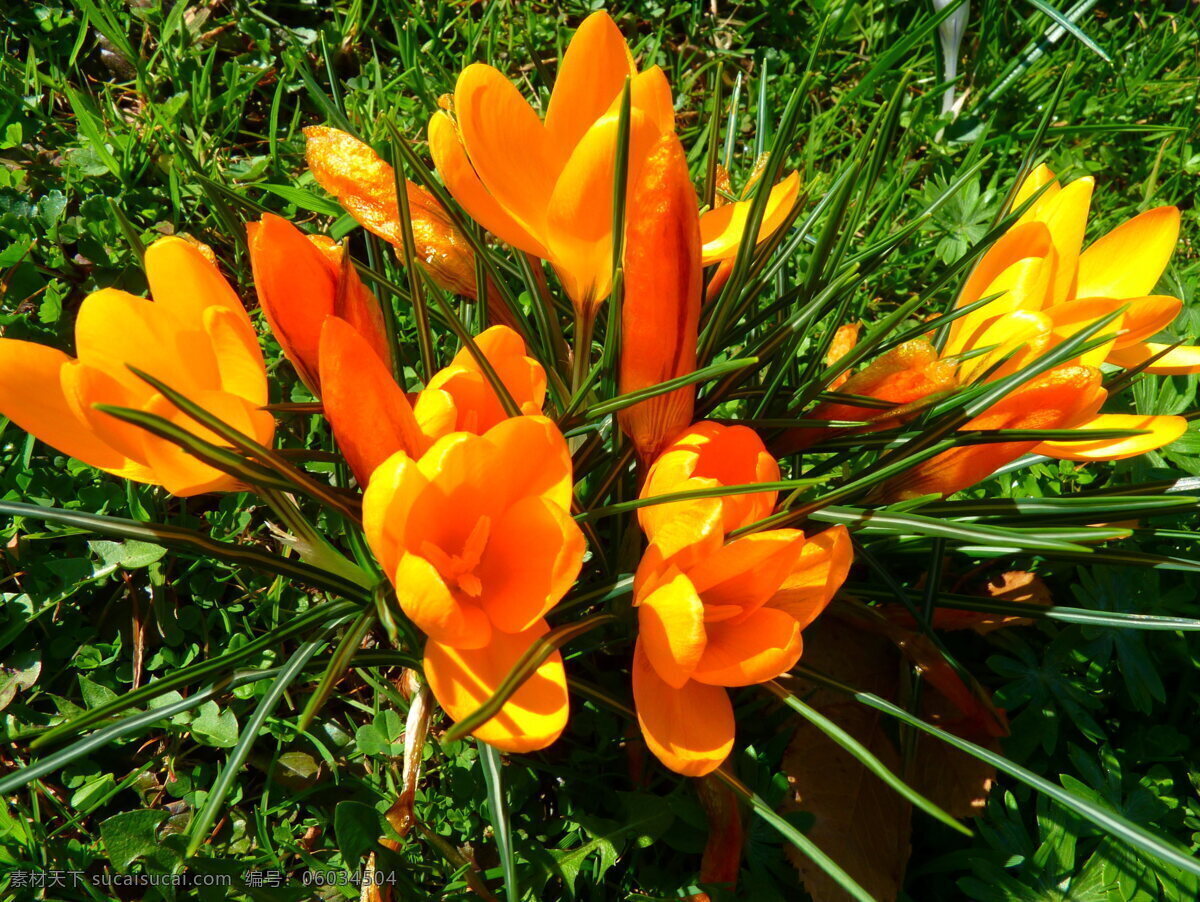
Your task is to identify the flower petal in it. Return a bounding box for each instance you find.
[1107,342,1200,375]
[545,109,660,309]
[637,569,706,689]
[1035,413,1187,461]
[394,551,491,649]
[424,620,568,753]
[476,495,586,635]
[247,213,337,389]
[455,63,561,245]
[362,450,433,578]
[319,316,426,485]
[1038,176,1093,304]
[687,530,806,616]
[769,525,852,630]
[699,171,800,265]
[204,305,269,406]
[544,10,635,158]
[0,341,126,471]
[143,235,248,328]
[425,325,546,434]
[1108,295,1183,349]
[691,606,803,687]
[428,111,548,257]
[1076,206,1180,300]
[633,641,734,777]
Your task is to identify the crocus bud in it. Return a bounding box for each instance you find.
[618,132,702,466]
[247,212,392,392]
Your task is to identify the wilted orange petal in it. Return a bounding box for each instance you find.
[1076,206,1180,300]
[633,641,734,777]
[770,525,853,630]
[618,131,702,466]
[476,496,586,635]
[319,316,426,485]
[699,171,800,265]
[424,620,568,753]
[544,10,635,158]
[1035,413,1187,461]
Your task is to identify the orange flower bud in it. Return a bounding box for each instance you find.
[247,212,391,392]
[303,125,482,299]
[618,133,702,467]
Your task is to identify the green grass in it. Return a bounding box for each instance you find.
[1,1,1199,900]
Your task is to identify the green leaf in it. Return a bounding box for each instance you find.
[99,810,172,872]
[190,700,240,749]
[334,800,387,867]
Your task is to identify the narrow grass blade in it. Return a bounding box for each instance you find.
[479,743,519,902]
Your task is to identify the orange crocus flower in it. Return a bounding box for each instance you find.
[947,164,1197,374]
[248,212,392,392]
[0,237,272,496]
[362,416,585,752]
[304,126,484,300]
[427,10,675,313]
[639,421,781,545]
[632,421,850,775]
[318,322,545,485]
[618,132,702,466]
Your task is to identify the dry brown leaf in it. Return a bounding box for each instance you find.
[908,689,1000,819]
[783,620,912,902]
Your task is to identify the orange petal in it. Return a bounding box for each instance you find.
[476,496,586,635]
[1108,295,1183,349]
[544,10,635,158]
[1076,206,1180,300]
[73,288,220,399]
[247,213,337,389]
[545,109,660,310]
[692,606,803,687]
[1107,342,1200,375]
[628,66,675,134]
[455,63,561,245]
[324,238,394,371]
[424,620,568,753]
[687,530,806,617]
[394,551,491,649]
[60,362,155,468]
[361,449,433,578]
[699,171,800,265]
[769,525,853,630]
[632,641,734,777]
[478,415,575,512]
[1042,298,1124,368]
[957,309,1054,382]
[143,235,249,328]
[0,341,126,471]
[618,132,702,466]
[637,568,707,688]
[1035,413,1187,461]
[319,317,425,485]
[428,111,548,257]
[204,306,269,406]
[426,325,546,434]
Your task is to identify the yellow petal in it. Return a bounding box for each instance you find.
[1012,164,1059,223]
[687,530,806,616]
[545,109,659,310]
[628,66,675,134]
[0,340,125,470]
[394,551,491,649]
[204,306,268,406]
[1035,413,1187,461]
[544,9,635,158]
[424,620,568,753]
[1107,295,1183,350]
[1038,176,1093,304]
[1075,206,1180,300]
[428,112,548,257]
[632,641,734,777]
[455,63,562,245]
[361,450,432,578]
[770,525,852,629]
[699,171,800,265]
[1043,297,1124,368]
[956,309,1054,382]
[143,235,249,328]
[637,569,706,689]
[1107,342,1200,375]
